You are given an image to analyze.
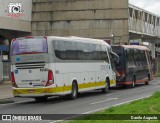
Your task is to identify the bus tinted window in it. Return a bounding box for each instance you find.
[11,38,48,55]
[64,41,75,60]
[127,49,134,61]
[101,45,109,62]
[53,41,65,59]
[53,40,109,61]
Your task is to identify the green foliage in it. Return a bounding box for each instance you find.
[69,92,160,123]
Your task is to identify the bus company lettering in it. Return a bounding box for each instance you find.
[22,55,44,61]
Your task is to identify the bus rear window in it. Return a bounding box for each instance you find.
[11,38,48,55]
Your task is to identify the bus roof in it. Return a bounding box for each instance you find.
[14,36,111,48]
[121,45,150,51]
[68,36,110,47]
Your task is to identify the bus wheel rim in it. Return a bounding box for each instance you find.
[72,85,77,97]
[106,82,108,90]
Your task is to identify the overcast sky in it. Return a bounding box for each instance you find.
[129,0,160,16]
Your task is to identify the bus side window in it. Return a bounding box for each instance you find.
[93,44,102,60]
[125,50,128,60]
[101,45,109,62]
[53,41,65,60]
[128,49,134,62]
[64,41,75,60]
[108,52,115,69]
[126,49,130,61]
[74,42,81,60]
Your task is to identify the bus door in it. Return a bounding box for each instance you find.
[10,37,52,88]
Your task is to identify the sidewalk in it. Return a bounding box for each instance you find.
[0,81,13,100]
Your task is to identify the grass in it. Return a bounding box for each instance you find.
[68,92,160,123]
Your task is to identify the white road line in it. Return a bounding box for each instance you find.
[91,98,118,105]
[85,95,151,114]
[112,95,152,107]
[105,93,115,97]
[53,95,151,123]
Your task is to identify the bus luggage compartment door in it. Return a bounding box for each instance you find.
[12,62,49,88]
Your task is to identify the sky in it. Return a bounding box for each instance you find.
[129,0,160,16]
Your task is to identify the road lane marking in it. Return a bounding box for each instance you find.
[85,95,151,114]
[91,98,118,105]
[52,95,152,123]
[105,93,115,97]
[111,95,152,107]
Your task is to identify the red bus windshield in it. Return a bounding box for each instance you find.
[11,38,48,55]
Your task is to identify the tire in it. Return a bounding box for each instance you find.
[34,96,48,102]
[145,74,150,85]
[69,82,78,100]
[102,78,109,93]
[148,74,151,81]
[145,81,149,85]
[131,76,136,88]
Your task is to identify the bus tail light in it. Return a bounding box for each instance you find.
[45,70,54,87]
[121,68,125,78]
[11,72,18,88]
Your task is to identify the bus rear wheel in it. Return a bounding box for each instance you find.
[145,81,149,85]
[102,78,109,93]
[145,74,150,85]
[69,82,78,100]
[131,76,136,88]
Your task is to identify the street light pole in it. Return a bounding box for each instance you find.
[111,35,114,45]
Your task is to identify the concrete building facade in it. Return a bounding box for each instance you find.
[0,0,32,41]
[32,0,129,44]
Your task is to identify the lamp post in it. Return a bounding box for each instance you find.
[111,35,114,45]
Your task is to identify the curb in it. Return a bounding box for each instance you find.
[0,98,14,104]
[0,81,11,85]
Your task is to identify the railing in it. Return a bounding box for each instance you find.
[129,4,160,37]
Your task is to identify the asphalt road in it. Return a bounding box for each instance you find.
[0,79,160,122]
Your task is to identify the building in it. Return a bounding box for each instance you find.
[32,0,129,44]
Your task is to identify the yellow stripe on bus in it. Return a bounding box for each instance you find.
[13,80,115,95]
[110,79,116,85]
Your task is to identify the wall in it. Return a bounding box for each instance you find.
[32,0,129,44]
[0,0,32,32]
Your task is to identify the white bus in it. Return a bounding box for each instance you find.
[10,36,118,101]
